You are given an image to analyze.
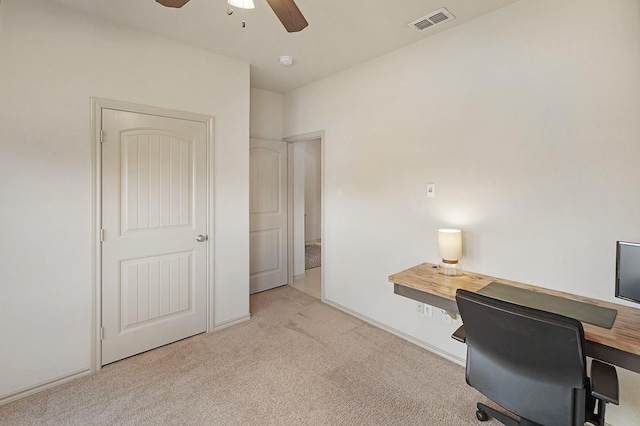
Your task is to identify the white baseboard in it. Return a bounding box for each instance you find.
[323,299,465,367]
[213,313,251,331]
[293,273,306,281]
[0,367,92,406]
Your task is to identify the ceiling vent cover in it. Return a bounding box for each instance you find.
[408,8,455,32]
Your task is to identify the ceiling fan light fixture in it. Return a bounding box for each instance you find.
[228,0,255,9]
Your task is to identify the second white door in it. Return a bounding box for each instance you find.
[101,108,208,365]
[250,138,288,294]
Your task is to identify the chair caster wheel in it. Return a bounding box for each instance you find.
[476,409,489,421]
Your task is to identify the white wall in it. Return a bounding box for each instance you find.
[0,0,250,402]
[250,88,283,141]
[283,0,640,423]
[304,139,321,242]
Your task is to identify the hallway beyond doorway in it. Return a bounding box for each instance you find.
[290,267,321,299]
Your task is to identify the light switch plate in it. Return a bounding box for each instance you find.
[427,183,435,198]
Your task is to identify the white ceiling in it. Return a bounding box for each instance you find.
[49,0,519,93]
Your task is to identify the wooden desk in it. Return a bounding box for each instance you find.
[389,262,640,373]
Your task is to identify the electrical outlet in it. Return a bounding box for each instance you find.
[441,309,452,324]
[416,302,424,314]
[424,304,433,317]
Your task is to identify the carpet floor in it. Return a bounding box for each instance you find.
[0,286,498,425]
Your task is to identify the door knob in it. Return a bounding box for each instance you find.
[196,234,208,242]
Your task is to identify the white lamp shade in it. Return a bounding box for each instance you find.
[228,0,255,9]
[438,229,462,263]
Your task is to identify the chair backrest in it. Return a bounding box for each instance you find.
[456,289,588,426]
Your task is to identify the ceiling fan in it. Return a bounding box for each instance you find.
[156,0,308,33]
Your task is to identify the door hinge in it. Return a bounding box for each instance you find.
[100,327,104,340]
[100,129,104,143]
[100,229,105,242]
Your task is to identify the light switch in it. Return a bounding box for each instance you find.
[427,183,435,198]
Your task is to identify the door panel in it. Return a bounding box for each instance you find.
[101,109,207,365]
[120,251,192,331]
[250,139,288,294]
[121,132,193,232]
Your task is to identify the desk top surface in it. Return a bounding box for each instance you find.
[389,262,640,357]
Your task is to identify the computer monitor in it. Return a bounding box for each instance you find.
[616,241,640,304]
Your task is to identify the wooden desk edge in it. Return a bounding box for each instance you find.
[390,262,640,373]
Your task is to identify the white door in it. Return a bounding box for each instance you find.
[101,109,208,365]
[250,138,288,294]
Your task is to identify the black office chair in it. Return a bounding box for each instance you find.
[453,289,619,426]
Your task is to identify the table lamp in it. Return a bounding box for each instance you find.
[438,229,462,276]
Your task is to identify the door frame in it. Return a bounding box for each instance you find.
[90,98,215,371]
[285,130,325,301]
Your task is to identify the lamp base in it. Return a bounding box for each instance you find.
[438,262,462,276]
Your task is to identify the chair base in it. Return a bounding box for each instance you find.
[476,401,608,426]
[475,403,542,426]
[585,398,607,426]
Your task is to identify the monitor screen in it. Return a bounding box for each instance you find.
[616,241,640,304]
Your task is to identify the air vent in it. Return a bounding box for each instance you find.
[407,8,455,32]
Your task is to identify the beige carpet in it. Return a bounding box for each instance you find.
[0,286,498,425]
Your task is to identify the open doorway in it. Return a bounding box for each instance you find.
[286,132,324,300]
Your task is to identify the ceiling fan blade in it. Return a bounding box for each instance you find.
[265,0,309,33]
[155,0,191,8]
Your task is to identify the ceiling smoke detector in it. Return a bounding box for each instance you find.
[278,56,294,66]
[407,8,455,32]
